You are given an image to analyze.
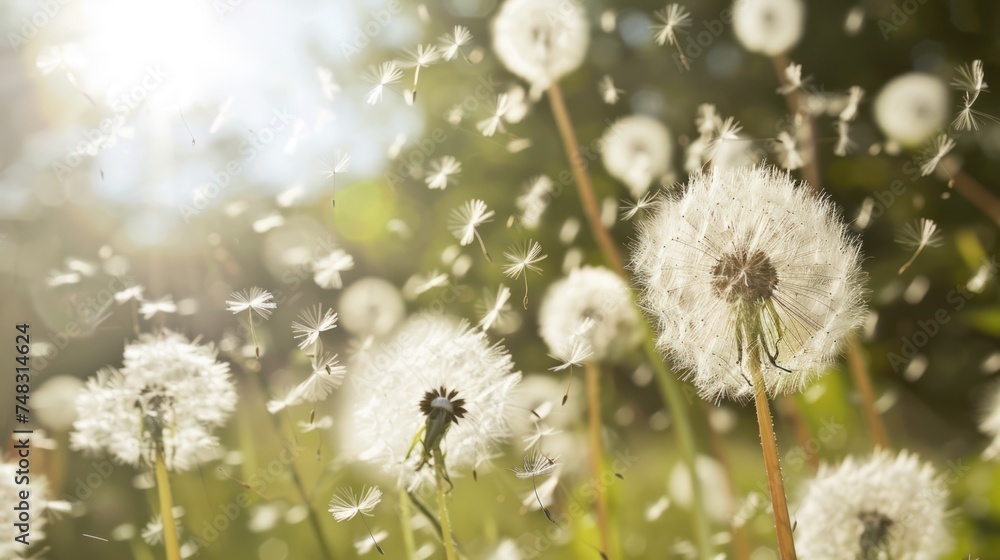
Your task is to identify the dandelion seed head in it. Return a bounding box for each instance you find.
[225,287,276,318]
[291,303,338,351]
[539,266,643,363]
[794,450,951,559]
[364,61,403,105]
[652,4,692,47]
[338,277,405,337]
[510,450,559,479]
[502,240,547,279]
[440,25,473,61]
[344,314,520,491]
[71,332,237,471]
[492,0,589,97]
[329,486,382,522]
[875,72,949,147]
[601,115,674,199]
[631,166,866,400]
[733,0,805,56]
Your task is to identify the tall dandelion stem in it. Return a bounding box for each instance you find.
[747,345,797,560]
[400,490,416,560]
[846,336,890,449]
[435,469,459,560]
[154,446,182,560]
[547,82,625,275]
[585,362,614,560]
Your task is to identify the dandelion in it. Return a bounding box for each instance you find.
[776,62,803,94]
[632,166,865,556]
[951,59,994,131]
[364,61,403,105]
[338,277,405,337]
[510,451,559,523]
[839,86,865,122]
[732,0,805,56]
[330,486,384,555]
[226,287,276,357]
[621,192,656,220]
[291,303,338,351]
[794,450,951,559]
[478,93,511,137]
[401,44,440,103]
[601,115,674,199]
[895,218,943,274]
[313,248,354,289]
[478,283,513,331]
[425,156,462,190]
[774,130,804,170]
[139,296,177,320]
[539,266,643,363]
[516,175,554,229]
[652,4,692,69]
[440,25,473,61]
[492,0,589,97]
[502,239,548,308]
[918,134,956,177]
[448,199,494,260]
[874,72,950,147]
[980,384,1000,460]
[598,75,624,105]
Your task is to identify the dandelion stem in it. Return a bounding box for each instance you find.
[585,362,614,560]
[247,309,260,359]
[747,345,797,560]
[547,82,626,276]
[950,168,1000,226]
[400,490,417,560]
[359,513,385,555]
[153,445,182,560]
[435,470,459,560]
[846,336,890,449]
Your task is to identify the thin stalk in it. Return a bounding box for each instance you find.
[154,446,182,560]
[846,336,890,449]
[584,362,614,560]
[747,345,797,560]
[547,82,626,275]
[951,168,1000,226]
[400,489,416,560]
[548,79,712,559]
[435,470,459,560]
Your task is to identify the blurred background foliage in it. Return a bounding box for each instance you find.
[1,0,1000,558]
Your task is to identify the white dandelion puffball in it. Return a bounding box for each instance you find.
[980,383,1000,460]
[345,313,521,490]
[601,115,674,199]
[71,332,237,471]
[631,166,865,400]
[539,266,643,363]
[794,450,951,560]
[0,463,52,559]
[733,0,805,56]
[338,277,406,337]
[492,0,589,95]
[874,72,950,147]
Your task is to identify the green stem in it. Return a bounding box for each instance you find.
[435,471,459,560]
[400,489,416,560]
[585,362,615,560]
[154,446,182,560]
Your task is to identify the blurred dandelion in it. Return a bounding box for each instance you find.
[449,199,494,261]
[598,75,624,105]
[313,248,355,289]
[364,61,403,105]
[425,156,462,190]
[477,283,513,331]
[918,135,956,177]
[440,25,473,61]
[401,44,440,103]
[478,93,511,137]
[601,115,673,199]
[732,0,805,56]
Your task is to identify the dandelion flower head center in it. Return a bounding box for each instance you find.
[711,248,779,305]
[858,510,894,558]
[419,386,468,425]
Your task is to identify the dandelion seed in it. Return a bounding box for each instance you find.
[425,156,462,190]
[774,130,804,170]
[114,285,145,304]
[516,175,554,229]
[511,451,559,523]
[364,61,403,105]
[875,72,949,147]
[602,115,674,198]
[652,4,692,69]
[895,218,943,274]
[401,44,440,103]
[632,166,866,400]
[440,25,473,61]
[621,192,656,220]
[839,86,864,122]
[46,269,80,287]
[139,296,177,320]
[318,150,350,178]
[503,240,548,308]
[776,62,803,94]
[952,59,987,99]
[478,93,510,137]
[523,422,562,449]
[834,120,853,157]
[404,269,450,298]
[794,450,951,559]
[449,199,495,261]
[226,287,275,358]
[316,66,341,101]
[598,75,624,105]
[291,303,338,351]
[918,134,955,177]
[313,249,355,289]
[330,486,384,555]
[478,284,513,331]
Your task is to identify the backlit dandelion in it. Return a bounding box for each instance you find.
[918,134,956,177]
[291,303,338,352]
[874,72,949,147]
[598,75,624,105]
[601,115,674,199]
[516,175,554,229]
[401,44,440,103]
[510,451,559,523]
[733,0,805,56]
[502,239,547,308]
[449,199,494,261]
[621,192,656,221]
[329,486,384,555]
[318,149,350,205]
[652,4,692,69]
[338,277,405,337]
[794,450,951,560]
[895,218,943,274]
[478,283,513,331]
[313,248,354,289]
[951,59,994,131]
[478,93,510,137]
[425,156,461,190]
[226,287,276,358]
[440,25,472,61]
[364,61,403,105]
